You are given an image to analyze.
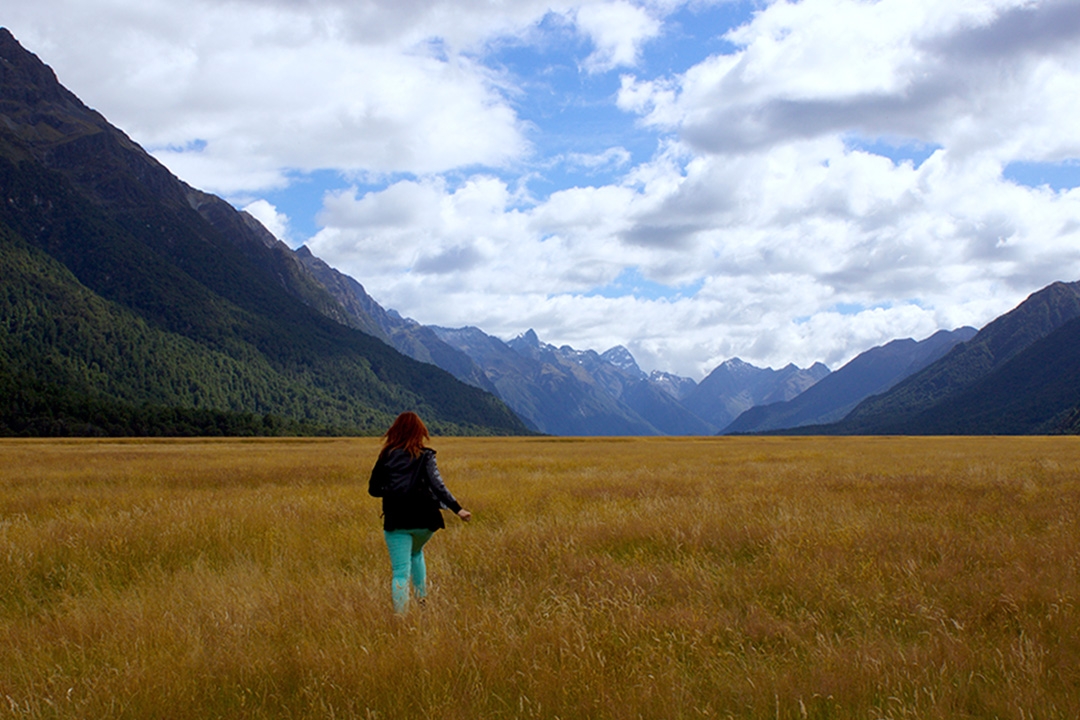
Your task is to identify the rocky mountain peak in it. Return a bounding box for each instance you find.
[519,329,541,347]
[600,345,646,378]
[0,28,69,105]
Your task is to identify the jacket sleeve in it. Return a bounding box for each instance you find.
[423,451,462,513]
[368,456,386,497]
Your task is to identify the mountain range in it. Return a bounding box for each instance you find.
[723,327,978,434]
[803,281,1080,435]
[2,27,1078,437]
[433,327,719,436]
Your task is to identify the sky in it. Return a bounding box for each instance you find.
[4,0,1080,379]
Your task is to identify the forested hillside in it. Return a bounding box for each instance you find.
[0,29,529,436]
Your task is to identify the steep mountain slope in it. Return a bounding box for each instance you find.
[619,379,716,435]
[723,327,977,433]
[681,359,830,430]
[901,315,1080,434]
[0,28,528,436]
[293,246,497,394]
[0,228,319,436]
[828,281,1080,434]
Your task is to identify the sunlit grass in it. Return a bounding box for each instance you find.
[1,436,1078,718]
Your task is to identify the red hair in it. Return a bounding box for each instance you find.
[381,412,430,458]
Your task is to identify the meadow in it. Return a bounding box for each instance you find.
[0,435,1077,719]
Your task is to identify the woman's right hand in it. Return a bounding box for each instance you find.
[457,508,472,522]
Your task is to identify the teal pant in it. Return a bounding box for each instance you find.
[383,529,434,613]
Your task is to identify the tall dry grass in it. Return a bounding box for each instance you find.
[1,436,1078,719]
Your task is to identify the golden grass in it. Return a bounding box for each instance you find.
[1,436,1078,719]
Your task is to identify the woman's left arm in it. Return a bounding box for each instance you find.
[425,452,468,519]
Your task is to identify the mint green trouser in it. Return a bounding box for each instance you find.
[383,529,434,613]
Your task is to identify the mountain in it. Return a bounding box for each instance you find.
[566,342,716,436]
[432,327,659,435]
[431,327,717,435]
[820,281,1080,434]
[618,379,717,436]
[600,346,647,378]
[723,327,977,434]
[680,358,830,430]
[898,315,1080,434]
[436,326,840,436]
[292,246,498,394]
[0,28,529,436]
[648,371,698,400]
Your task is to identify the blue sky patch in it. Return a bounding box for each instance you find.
[844,136,941,168]
[827,301,897,315]
[231,2,763,247]
[640,2,755,76]
[1003,160,1080,191]
[255,169,348,242]
[586,267,704,301]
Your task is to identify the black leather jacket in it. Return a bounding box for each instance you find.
[368,448,462,531]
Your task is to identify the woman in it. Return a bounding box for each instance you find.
[368,411,471,613]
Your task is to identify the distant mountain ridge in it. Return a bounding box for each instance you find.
[431,327,659,435]
[905,314,1080,434]
[681,359,830,430]
[819,281,1080,435]
[431,326,832,436]
[292,245,498,394]
[508,331,719,436]
[723,327,978,434]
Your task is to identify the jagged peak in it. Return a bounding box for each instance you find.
[601,345,646,378]
[518,329,541,347]
[715,357,758,374]
[508,328,551,356]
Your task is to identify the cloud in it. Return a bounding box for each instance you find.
[562,146,633,173]
[4,0,533,193]
[242,199,291,242]
[575,1,662,72]
[930,0,1080,60]
[621,0,1080,160]
[9,0,1080,379]
[310,132,1080,375]
[4,0,683,195]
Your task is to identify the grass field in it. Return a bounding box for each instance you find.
[1,436,1078,719]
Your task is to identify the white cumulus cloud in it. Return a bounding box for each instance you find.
[7,0,1080,377]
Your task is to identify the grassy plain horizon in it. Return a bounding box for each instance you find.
[2,435,1078,718]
